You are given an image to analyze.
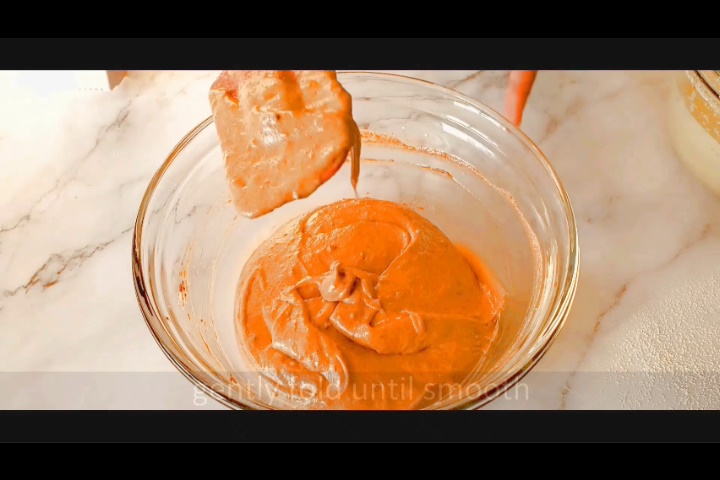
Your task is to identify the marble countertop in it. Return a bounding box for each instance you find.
[1,70,719,410]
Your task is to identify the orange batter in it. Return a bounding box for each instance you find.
[210,70,361,218]
[236,198,504,409]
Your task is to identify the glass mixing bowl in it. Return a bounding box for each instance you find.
[133,72,579,410]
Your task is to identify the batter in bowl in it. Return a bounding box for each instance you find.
[236,198,504,409]
[210,70,505,409]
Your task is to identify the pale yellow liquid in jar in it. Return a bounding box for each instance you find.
[668,71,720,196]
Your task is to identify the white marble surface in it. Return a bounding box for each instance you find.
[1,70,719,410]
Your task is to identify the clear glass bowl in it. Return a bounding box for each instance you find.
[133,72,579,410]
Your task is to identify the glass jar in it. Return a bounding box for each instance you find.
[668,70,720,196]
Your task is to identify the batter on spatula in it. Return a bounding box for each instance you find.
[210,70,361,218]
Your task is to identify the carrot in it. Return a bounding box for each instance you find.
[504,70,537,127]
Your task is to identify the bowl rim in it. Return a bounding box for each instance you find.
[132,71,580,410]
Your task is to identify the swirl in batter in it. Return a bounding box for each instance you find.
[236,198,504,409]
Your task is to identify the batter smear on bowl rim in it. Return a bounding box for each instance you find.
[210,70,506,409]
